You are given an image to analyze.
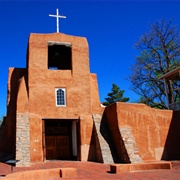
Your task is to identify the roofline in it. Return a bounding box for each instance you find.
[159,67,180,80]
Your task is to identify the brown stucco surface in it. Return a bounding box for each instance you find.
[1,161,180,179]
[0,33,102,164]
[26,33,102,163]
[3,167,77,179]
[1,32,180,167]
[104,102,180,161]
[27,33,101,118]
[0,68,27,156]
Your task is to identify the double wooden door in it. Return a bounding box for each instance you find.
[46,136,69,160]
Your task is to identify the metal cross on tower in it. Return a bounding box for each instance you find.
[49,9,66,33]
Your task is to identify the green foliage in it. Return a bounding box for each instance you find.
[138,96,167,109]
[103,83,129,106]
[130,18,180,109]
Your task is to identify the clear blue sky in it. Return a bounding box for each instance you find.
[0,0,180,116]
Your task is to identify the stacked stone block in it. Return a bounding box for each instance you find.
[93,114,114,164]
[16,113,30,167]
[119,127,142,163]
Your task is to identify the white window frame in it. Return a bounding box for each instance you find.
[55,88,66,106]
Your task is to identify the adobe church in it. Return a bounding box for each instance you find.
[0,11,180,167]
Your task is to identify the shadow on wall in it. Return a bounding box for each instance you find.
[100,115,122,163]
[87,112,127,163]
[87,124,99,162]
[162,110,180,160]
[0,68,27,162]
[101,109,130,163]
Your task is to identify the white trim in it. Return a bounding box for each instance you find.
[55,88,66,106]
[49,9,66,33]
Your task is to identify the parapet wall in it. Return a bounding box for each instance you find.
[104,102,180,161]
[0,68,27,161]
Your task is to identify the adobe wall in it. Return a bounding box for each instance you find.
[28,113,96,163]
[104,102,180,161]
[27,33,101,119]
[0,68,26,160]
[29,113,44,163]
[2,33,102,164]
[25,33,102,163]
[90,74,103,114]
[79,114,94,161]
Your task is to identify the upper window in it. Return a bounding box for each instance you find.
[48,41,72,70]
[56,88,66,106]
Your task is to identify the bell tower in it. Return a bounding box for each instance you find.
[2,9,102,166]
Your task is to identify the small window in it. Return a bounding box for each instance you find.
[55,88,66,106]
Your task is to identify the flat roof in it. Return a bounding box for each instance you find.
[159,67,180,80]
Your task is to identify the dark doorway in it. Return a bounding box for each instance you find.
[44,119,75,160]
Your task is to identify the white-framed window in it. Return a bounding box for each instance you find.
[55,88,66,106]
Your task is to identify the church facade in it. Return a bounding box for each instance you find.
[0,33,102,166]
[0,32,180,167]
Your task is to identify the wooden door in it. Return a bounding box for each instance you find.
[45,136,70,159]
[56,136,69,159]
[46,136,57,159]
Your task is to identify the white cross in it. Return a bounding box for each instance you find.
[49,9,66,33]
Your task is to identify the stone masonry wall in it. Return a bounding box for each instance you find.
[92,114,120,164]
[92,114,103,163]
[93,114,115,163]
[119,127,142,163]
[16,113,30,167]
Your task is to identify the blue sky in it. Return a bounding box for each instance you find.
[0,0,180,116]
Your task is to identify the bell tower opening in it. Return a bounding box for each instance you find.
[48,41,72,70]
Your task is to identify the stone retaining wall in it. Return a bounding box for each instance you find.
[16,113,30,167]
[119,127,142,163]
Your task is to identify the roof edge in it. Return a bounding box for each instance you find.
[159,67,180,80]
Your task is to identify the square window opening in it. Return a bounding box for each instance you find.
[48,44,72,70]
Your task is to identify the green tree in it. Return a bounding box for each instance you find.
[138,96,165,109]
[103,83,129,106]
[130,19,180,109]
